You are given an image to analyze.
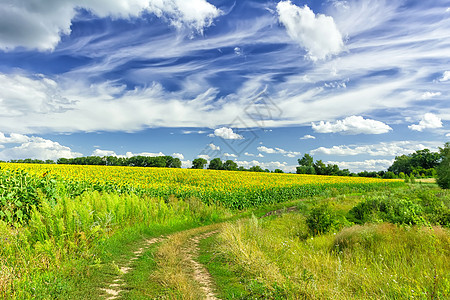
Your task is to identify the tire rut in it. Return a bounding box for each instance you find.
[100,237,164,300]
[184,230,220,300]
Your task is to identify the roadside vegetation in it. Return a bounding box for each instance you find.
[0,144,449,299]
[201,186,450,299]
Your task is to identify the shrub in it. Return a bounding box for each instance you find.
[436,143,450,189]
[306,204,339,235]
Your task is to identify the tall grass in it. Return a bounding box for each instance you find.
[216,215,450,299]
[0,192,227,299]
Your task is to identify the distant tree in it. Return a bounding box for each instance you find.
[192,158,207,169]
[274,169,284,173]
[436,143,450,189]
[298,154,314,167]
[249,166,264,172]
[208,158,223,170]
[223,160,238,171]
[388,155,413,175]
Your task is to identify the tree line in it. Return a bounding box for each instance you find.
[296,143,450,184]
[3,143,449,188]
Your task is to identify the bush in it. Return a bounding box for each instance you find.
[436,143,450,189]
[306,204,339,235]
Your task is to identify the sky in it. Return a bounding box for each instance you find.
[0,0,449,172]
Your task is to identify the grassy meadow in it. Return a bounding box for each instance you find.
[0,163,448,299]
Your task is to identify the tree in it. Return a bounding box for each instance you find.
[192,158,207,169]
[208,158,223,170]
[436,142,450,189]
[274,169,284,173]
[298,154,313,167]
[223,160,238,171]
[249,165,264,172]
[297,154,316,174]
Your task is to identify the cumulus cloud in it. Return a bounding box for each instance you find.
[235,159,296,173]
[420,92,441,100]
[257,146,300,158]
[277,1,344,60]
[91,149,166,158]
[0,136,82,161]
[300,134,316,140]
[172,152,184,160]
[0,0,221,51]
[446,133,450,137]
[92,149,117,157]
[213,127,244,140]
[209,143,220,151]
[408,113,443,131]
[0,132,30,144]
[244,152,264,158]
[311,141,440,157]
[439,71,450,82]
[326,159,394,173]
[224,153,237,157]
[312,116,392,135]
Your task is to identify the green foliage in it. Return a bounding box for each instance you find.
[388,148,441,176]
[347,188,450,226]
[56,155,182,168]
[223,160,238,171]
[306,204,340,235]
[436,142,450,189]
[191,158,207,169]
[208,158,223,170]
[0,168,58,224]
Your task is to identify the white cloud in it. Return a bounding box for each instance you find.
[446,133,450,137]
[92,149,117,157]
[326,159,394,173]
[420,91,441,100]
[182,130,207,134]
[277,1,344,61]
[0,136,82,161]
[312,116,392,135]
[235,159,296,173]
[234,47,243,56]
[181,159,191,168]
[300,134,316,140]
[0,132,30,144]
[439,71,450,82]
[257,146,300,157]
[224,153,237,158]
[213,127,244,140]
[197,154,210,160]
[209,143,220,151]
[408,113,443,131]
[244,152,264,158]
[172,152,184,160]
[311,141,440,157]
[0,0,221,51]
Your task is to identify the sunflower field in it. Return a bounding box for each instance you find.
[0,162,403,223]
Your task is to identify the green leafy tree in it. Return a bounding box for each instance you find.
[297,154,316,174]
[223,160,238,171]
[208,158,223,170]
[192,158,207,169]
[436,143,450,189]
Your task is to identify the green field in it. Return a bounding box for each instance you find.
[0,164,449,299]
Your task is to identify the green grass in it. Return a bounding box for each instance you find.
[200,186,450,299]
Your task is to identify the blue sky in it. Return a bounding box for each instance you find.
[0,0,449,172]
